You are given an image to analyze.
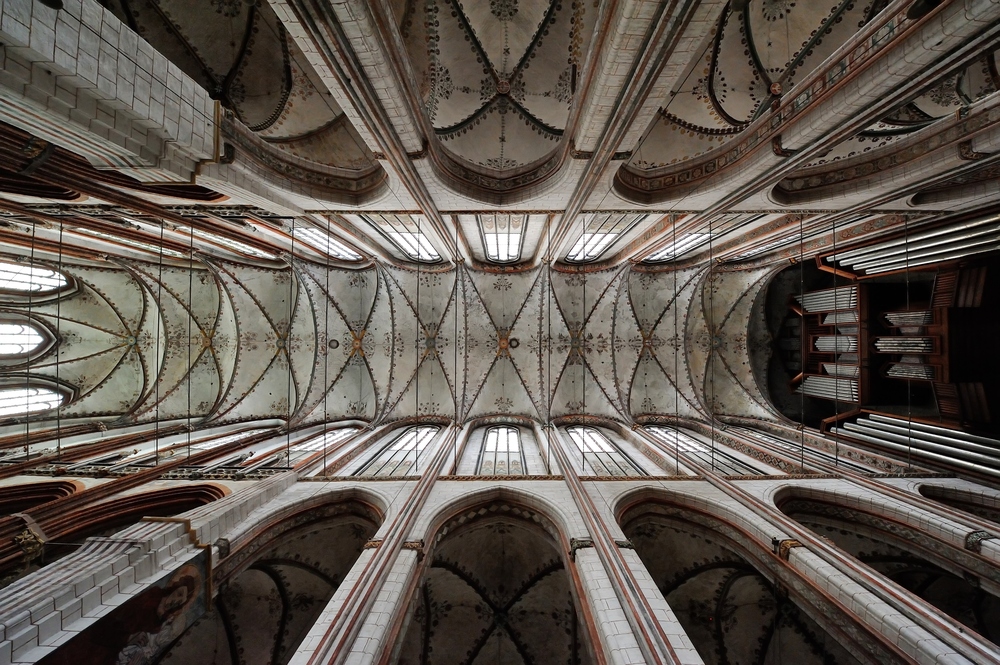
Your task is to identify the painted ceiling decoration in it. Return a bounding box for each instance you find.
[402,0,598,189]
[101,0,383,184]
[625,0,883,172]
[0,262,150,421]
[0,254,783,428]
[613,0,999,205]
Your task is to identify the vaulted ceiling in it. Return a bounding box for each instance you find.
[402,0,597,176]
[1,0,999,429]
[6,255,774,427]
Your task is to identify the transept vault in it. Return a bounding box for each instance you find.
[1,0,1000,664]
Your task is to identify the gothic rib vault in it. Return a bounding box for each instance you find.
[2,0,1000,664]
[15,255,777,428]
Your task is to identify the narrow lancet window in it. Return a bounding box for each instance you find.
[478,426,524,475]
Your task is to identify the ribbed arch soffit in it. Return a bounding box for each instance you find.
[399,0,599,194]
[104,0,385,191]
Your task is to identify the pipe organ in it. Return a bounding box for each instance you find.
[794,286,862,404]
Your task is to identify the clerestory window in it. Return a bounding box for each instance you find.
[293,226,362,261]
[0,323,46,356]
[565,426,644,476]
[344,214,441,263]
[646,426,765,476]
[478,426,524,475]
[182,227,277,260]
[645,233,713,262]
[565,213,647,262]
[72,228,188,259]
[473,214,531,263]
[0,261,67,293]
[356,426,438,477]
[0,386,64,417]
[188,429,273,450]
[294,427,359,452]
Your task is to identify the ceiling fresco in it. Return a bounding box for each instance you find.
[0,256,783,427]
[402,0,598,175]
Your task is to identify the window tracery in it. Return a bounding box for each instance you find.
[565,426,644,476]
[644,233,712,262]
[346,214,441,263]
[356,426,438,476]
[478,426,524,475]
[0,262,67,293]
[71,228,188,259]
[476,214,525,263]
[0,386,64,417]
[646,426,765,476]
[293,226,362,261]
[0,323,45,356]
[566,213,646,262]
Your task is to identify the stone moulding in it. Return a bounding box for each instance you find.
[613,7,913,203]
[220,118,388,205]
